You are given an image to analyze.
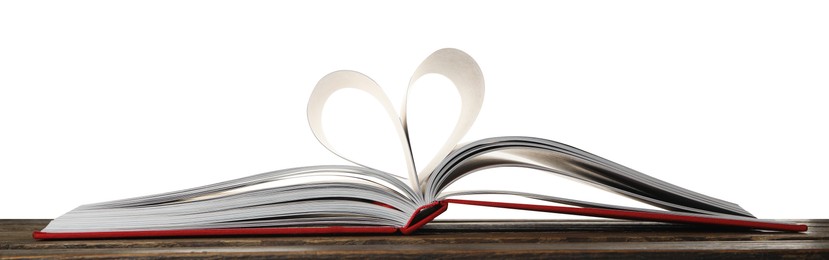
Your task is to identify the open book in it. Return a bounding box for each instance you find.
[34,49,806,239]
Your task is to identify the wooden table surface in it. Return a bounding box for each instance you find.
[2,219,827,259]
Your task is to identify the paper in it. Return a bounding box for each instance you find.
[306,48,485,192]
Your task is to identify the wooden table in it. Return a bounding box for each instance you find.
[2,219,827,259]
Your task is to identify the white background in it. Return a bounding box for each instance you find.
[1,1,827,220]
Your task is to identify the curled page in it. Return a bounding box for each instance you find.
[403,48,485,183]
[306,48,485,191]
[306,70,419,189]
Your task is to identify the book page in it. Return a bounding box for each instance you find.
[306,49,485,193]
[427,137,754,218]
[43,165,419,232]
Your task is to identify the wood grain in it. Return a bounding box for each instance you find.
[2,219,827,259]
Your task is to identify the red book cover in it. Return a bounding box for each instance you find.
[443,199,808,232]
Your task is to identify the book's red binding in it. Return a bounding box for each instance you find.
[32,199,805,240]
[32,226,398,240]
[444,199,808,232]
[400,201,449,235]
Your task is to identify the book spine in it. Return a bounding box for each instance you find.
[399,201,449,235]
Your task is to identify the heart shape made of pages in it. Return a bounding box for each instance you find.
[306,48,484,191]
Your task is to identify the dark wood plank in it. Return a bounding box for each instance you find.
[2,219,827,259]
